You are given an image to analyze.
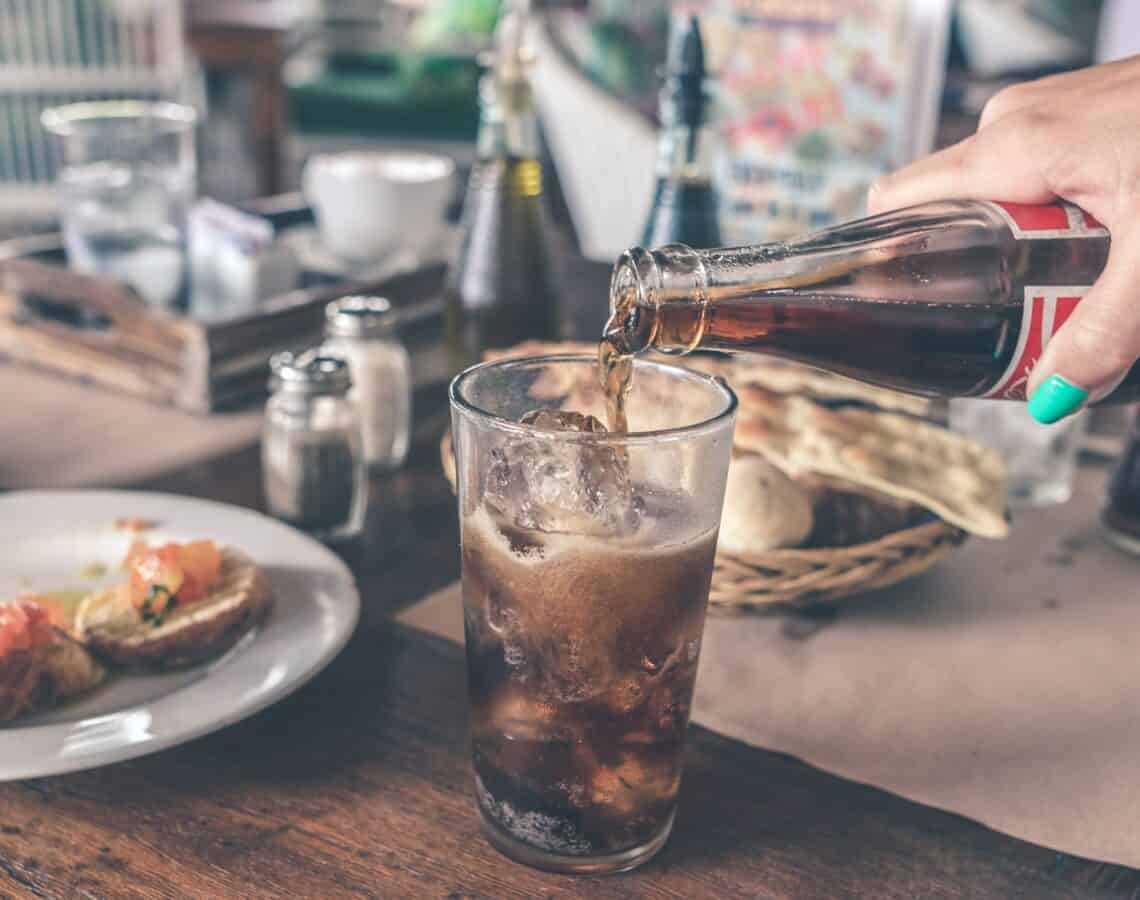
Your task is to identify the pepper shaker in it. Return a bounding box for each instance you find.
[324,295,412,470]
[262,351,366,541]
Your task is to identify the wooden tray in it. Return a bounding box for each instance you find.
[0,195,447,413]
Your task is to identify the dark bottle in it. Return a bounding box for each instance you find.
[605,199,1140,402]
[445,0,561,373]
[640,16,722,250]
[1103,409,1140,555]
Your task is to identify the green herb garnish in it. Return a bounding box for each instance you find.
[141,584,172,625]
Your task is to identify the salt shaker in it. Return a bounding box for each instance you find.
[324,296,412,470]
[262,351,366,541]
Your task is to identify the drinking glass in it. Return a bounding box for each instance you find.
[949,398,1088,506]
[449,354,737,874]
[43,100,197,311]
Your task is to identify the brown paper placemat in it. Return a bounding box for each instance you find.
[399,465,1140,869]
[0,365,262,489]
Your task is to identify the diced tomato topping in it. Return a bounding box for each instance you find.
[123,539,149,570]
[15,594,68,630]
[127,544,184,615]
[122,539,221,616]
[177,541,221,589]
[176,576,206,606]
[0,601,56,658]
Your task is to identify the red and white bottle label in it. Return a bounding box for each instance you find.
[983,288,1088,400]
[989,201,1107,239]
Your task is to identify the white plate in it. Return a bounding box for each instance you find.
[0,490,359,780]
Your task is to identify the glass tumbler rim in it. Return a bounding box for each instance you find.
[449,353,738,446]
[41,100,197,137]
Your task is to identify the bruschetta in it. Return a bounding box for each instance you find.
[75,541,272,671]
[0,600,105,722]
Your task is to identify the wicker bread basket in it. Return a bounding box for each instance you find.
[709,519,965,609]
[439,431,967,611]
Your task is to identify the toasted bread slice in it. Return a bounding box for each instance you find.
[74,547,273,671]
[0,631,106,723]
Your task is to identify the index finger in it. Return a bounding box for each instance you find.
[867,113,1057,215]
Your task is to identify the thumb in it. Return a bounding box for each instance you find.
[1027,214,1140,423]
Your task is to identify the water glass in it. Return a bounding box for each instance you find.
[949,399,1088,506]
[43,101,197,311]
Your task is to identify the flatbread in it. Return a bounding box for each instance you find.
[723,356,934,416]
[734,385,1008,538]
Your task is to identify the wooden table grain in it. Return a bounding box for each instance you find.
[1,438,1138,898]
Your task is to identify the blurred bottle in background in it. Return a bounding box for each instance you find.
[641,15,722,249]
[1103,409,1140,556]
[445,0,561,372]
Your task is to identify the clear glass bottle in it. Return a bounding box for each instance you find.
[605,199,1132,402]
[262,351,366,542]
[323,295,412,470]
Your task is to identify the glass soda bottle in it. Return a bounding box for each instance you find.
[604,199,1136,402]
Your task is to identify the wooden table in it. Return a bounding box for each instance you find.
[1,437,1138,898]
[187,1,295,197]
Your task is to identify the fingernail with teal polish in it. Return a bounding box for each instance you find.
[1028,376,1088,424]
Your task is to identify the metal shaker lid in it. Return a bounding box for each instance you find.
[325,295,396,339]
[269,349,352,396]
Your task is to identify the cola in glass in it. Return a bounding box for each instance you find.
[462,504,717,862]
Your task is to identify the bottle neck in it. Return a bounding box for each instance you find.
[476,77,540,161]
[607,244,708,357]
[472,77,543,198]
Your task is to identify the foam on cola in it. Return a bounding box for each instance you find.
[461,407,717,858]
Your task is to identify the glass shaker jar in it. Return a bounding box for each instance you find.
[324,295,412,470]
[262,351,366,541]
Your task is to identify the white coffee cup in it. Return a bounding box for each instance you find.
[303,151,456,264]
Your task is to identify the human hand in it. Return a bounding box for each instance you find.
[868,55,1140,422]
